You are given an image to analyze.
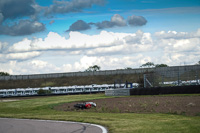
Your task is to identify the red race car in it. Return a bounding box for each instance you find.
[74,102,96,109]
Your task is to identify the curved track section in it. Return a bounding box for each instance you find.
[0,118,107,133]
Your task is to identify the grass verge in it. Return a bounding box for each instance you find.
[0,94,200,133]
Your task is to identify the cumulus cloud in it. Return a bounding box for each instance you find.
[163,38,199,53]
[0,59,75,75]
[95,20,115,29]
[0,54,151,74]
[95,14,147,29]
[95,21,115,29]
[67,14,128,31]
[5,51,41,60]
[0,0,37,20]
[128,15,147,26]
[154,29,200,54]
[0,60,61,75]
[0,20,45,36]
[0,41,8,52]
[73,55,144,70]
[0,0,106,35]
[155,31,188,39]
[152,29,200,65]
[1,0,148,34]
[0,0,46,36]
[8,31,126,52]
[1,28,200,74]
[45,0,105,15]
[86,30,154,56]
[154,29,200,39]
[111,14,127,26]
[0,51,41,63]
[8,28,200,57]
[67,20,91,31]
[57,55,152,72]
[95,14,127,29]
[160,52,200,66]
[124,30,148,44]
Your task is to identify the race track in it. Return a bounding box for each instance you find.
[0,118,107,133]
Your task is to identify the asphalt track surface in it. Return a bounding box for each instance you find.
[0,118,107,133]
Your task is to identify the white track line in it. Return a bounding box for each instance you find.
[0,118,108,133]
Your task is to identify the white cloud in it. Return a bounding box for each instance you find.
[6,51,41,60]
[9,31,129,52]
[86,30,154,55]
[0,60,62,75]
[160,52,200,66]
[74,56,97,70]
[9,30,155,56]
[155,30,189,39]
[0,41,8,52]
[1,28,200,74]
[154,29,200,53]
[73,55,152,71]
[8,38,32,52]
[155,29,200,39]
[111,14,127,26]
[0,55,151,74]
[8,30,156,54]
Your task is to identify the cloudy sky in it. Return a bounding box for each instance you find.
[0,0,200,75]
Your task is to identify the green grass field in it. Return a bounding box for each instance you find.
[0,94,200,133]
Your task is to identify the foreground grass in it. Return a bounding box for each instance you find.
[0,94,200,133]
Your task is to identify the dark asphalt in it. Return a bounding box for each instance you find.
[0,118,106,133]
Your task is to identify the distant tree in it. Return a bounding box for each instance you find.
[85,65,101,72]
[0,72,10,76]
[37,89,51,95]
[125,67,132,70]
[196,61,200,65]
[140,62,155,68]
[155,64,168,67]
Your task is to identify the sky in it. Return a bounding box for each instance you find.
[0,0,200,75]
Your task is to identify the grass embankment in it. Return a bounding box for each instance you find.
[0,94,200,133]
[0,74,143,89]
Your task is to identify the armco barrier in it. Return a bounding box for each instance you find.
[0,65,200,81]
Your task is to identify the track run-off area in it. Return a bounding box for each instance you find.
[0,94,200,133]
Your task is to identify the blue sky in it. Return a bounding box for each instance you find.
[0,0,200,75]
[38,0,200,33]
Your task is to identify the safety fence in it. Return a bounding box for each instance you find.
[1,65,200,81]
[144,65,200,88]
